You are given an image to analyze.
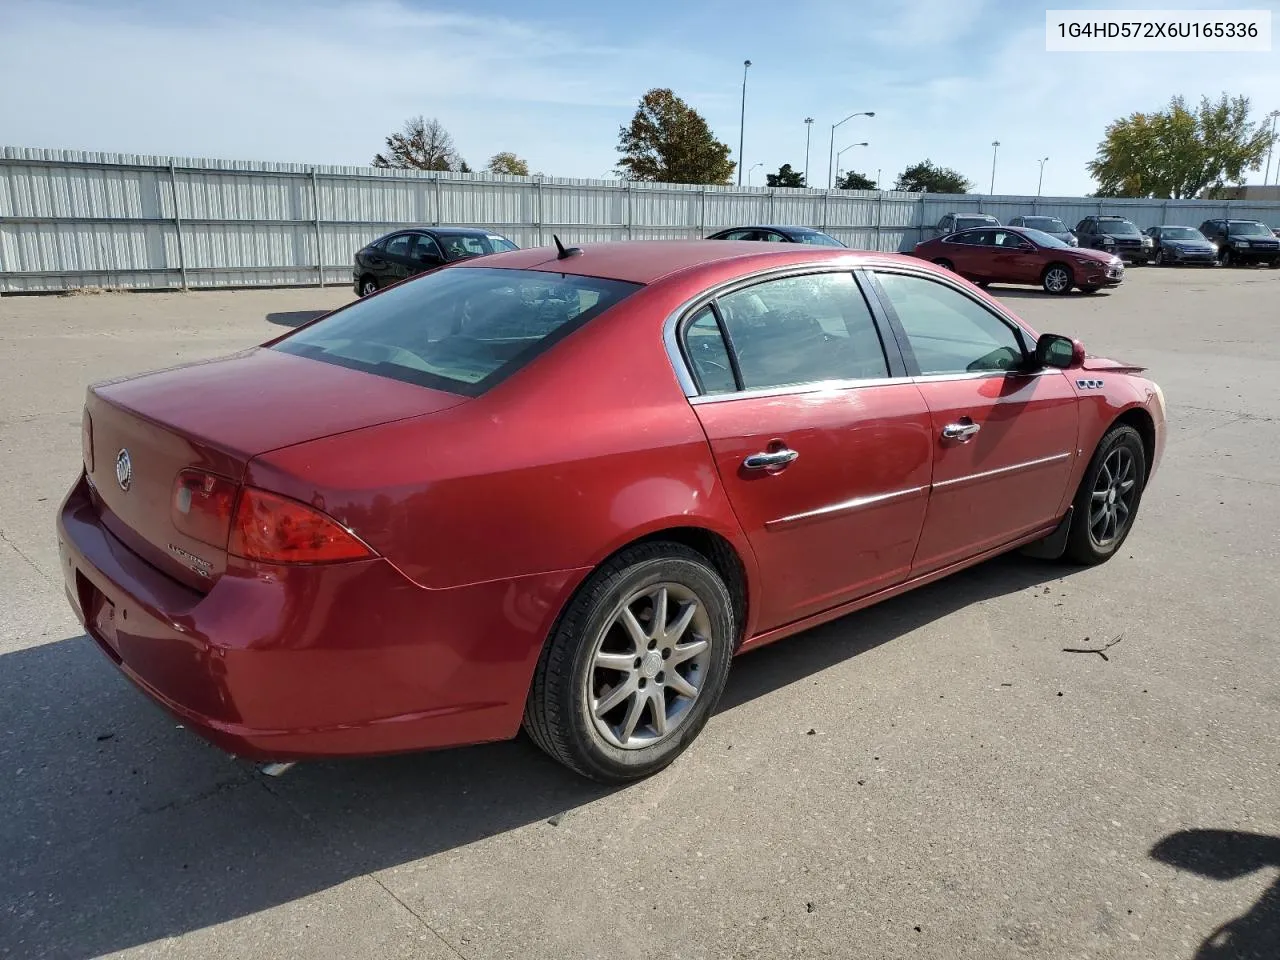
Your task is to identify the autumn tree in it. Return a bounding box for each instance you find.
[487,152,530,176]
[372,116,466,171]
[765,163,806,188]
[894,160,972,193]
[1089,94,1276,199]
[836,170,876,190]
[616,88,735,184]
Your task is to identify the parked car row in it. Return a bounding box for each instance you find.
[929,212,1280,269]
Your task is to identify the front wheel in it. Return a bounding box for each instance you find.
[358,276,378,297]
[1064,424,1147,565]
[523,542,736,783]
[932,258,955,272]
[1042,263,1073,295]
[1154,248,1166,266]
[1220,248,1234,267]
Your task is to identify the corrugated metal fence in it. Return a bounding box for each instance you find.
[4,146,1280,293]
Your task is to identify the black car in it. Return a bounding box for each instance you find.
[1197,219,1280,268]
[931,212,1000,239]
[1074,216,1153,264]
[1143,225,1218,266]
[706,225,846,246]
[1007,215,1078,246]
[353,227,519,296]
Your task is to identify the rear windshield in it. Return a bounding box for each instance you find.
[273,267,640,395]
[1227,220,1271,236]
[792,231,846,247]
[1020,217,1068,232]
[956,216,998,230]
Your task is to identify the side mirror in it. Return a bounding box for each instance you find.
[1035,333,1086,370]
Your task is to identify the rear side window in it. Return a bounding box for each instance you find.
[707,273,890,389]
[684,307,736,394]
[273,267,640,395]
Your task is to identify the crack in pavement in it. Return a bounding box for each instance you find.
[0,528,57,586]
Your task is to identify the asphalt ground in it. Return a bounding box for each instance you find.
[1,263,1277,959]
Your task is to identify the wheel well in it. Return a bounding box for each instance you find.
[1114,407,1156,480]
[628,527,750,645]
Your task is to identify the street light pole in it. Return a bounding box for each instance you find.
[1264,110,1280,187]
[828,111,875,189]
[803,118,814,187]
[736,60,752,186]
[748,162,764,186]
[834,142,869,188]
[1037,156,1049,197]
[990,140,1001,195]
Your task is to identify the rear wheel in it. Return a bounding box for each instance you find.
[358,275,378,297]
[932,258,955,272]
[523,542,735,783]
[1064,424,1147,565]
[1042,263,1073,295]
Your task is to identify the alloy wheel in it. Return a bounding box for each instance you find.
[1044,266,1071,293]
[1089,447,1138,548]
[585,583,712,750]
[360,279,377,296]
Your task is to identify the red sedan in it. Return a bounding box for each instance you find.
[58,241,1166,783]
[914,225,1125,295]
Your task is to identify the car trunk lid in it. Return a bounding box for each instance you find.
[83,347,465,589]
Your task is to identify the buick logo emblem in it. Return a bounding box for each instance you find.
[115,448,133,492]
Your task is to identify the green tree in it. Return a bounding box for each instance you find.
[765,163,806,188]
[836,170,876,190]
[372,116,467,171]
[487,152,530,176]
[616,88,735,184]
[894,160,972,193]
[1089,94,1276,199]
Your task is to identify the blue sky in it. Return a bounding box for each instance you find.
[1,0,1278,195]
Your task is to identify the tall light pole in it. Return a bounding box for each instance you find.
[1037,156,1049,197]
[834,142,869,187]
[748,162,764,186]
[990,140,1001,195]
[736,60,752,186]
[803,118,814,187]
[1265,110,1280,187]
[829,111,875,189]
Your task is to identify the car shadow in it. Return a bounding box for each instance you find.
[2,554,1070,959]
[1150,829,1280,958]
[990,287,1115,300]
[264,309,330,328]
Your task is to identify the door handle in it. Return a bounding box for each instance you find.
[743,448,799,470]
[941,421,981,442]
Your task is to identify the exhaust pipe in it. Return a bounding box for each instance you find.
[259,761,296,777]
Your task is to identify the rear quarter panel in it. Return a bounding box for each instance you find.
[245,278,760,597]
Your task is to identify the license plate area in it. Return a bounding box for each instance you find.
[76,570,122,662]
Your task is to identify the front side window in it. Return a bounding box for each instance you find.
[273,267,640,395]
[711,273,889,389]
[873,271,1026,375]
[412,234,443,261]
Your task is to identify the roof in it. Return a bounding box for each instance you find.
[454,239,902,285]
[377,225,509,238]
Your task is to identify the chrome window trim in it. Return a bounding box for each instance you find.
[765,485,929,530]
[661,258,889,399]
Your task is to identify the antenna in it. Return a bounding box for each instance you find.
[552,234,582,259]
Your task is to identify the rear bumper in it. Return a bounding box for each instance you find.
[56,474,585,760]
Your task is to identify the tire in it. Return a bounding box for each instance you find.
[1271,258,1280,269]
[1063,424,1147,565]
[523,542,735,783]
[976,280,990,289]
[1153,248,1165,266]
[358,275,378,297]
[1042,263,1073,295]
[1079,285,1100,294]
[932,258,955,271]
[1219,248,1234,267]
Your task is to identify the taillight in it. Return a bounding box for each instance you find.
[228,487,374,564]
[81,409,94,473]
[172,470,238,546]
